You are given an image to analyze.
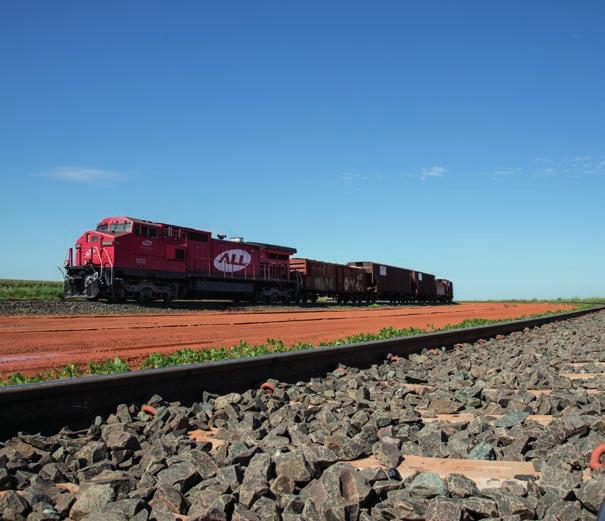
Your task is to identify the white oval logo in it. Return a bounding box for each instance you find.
[142,240,153,247]
[214,249,252,273]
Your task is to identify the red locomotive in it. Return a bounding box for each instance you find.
[64,216,296,303]
[64,216,454,304]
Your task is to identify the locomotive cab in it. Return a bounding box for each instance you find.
[64,217,131,299]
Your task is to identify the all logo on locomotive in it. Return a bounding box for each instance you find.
[64,216,454,304]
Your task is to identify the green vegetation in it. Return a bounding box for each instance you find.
[0,307,583,386]
[467,298,605,304]
[0,279,63,300]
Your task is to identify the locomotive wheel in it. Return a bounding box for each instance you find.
[108,293,123,304]
[137,288,152,304]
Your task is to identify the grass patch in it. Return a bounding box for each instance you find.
[0,307,586,387]
[467,298,605,304]
[0,279,64,301]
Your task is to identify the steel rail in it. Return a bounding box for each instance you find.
[0,306,602,439]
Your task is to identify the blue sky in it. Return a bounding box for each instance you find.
[1,1,603,299]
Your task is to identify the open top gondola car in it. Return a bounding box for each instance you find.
[435,278,454,303]
[289,258,367,303]
[347,261,414,303]
[64,217,297,303]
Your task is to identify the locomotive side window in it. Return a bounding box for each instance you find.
[136,225,158,238]
[187,231,208,242]
[96,223,108,232]
[175,248,185,260]
[267,252,288,261]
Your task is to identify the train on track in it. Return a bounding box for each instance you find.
[63,216,454,304]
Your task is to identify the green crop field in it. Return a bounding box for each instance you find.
[0,279,64,300]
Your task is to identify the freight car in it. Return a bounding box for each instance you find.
[435,278,454,303]
[64,216,455,304]
[412,270,437,301]
[347,262,414,304]
[289,258,366,303]
[64,217,296,303]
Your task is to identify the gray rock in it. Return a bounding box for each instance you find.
[429,398,461,414]
[53,492,76,517]
[104,429,140,451]
[446,473,480,497]
[542,499,582,521]
[215,465,242,494]
[70,483,116,521]
[152,484,187,514]
[188,490,234,521]
[483,490,535,519]
[186,449,219,480]
[239,453,272,508]
[408,472,447,498]
[274,449,317,483]
[80,513,127,521]
[250,497,280,521]
[156,461,201,493]
[372,441,401,468]
[0,467,16,490]
[494,411,530,428]
[460,496,498,518]
[270,474,295,496]
[300,444,338,469]
[539,462,580,500]
[379,490,426,519]
[467,441,495,460]
[74,441,107,466]
[425,498,462,520]
[115,403,132,423]
[214,392,242,410]
[231,503,261,521]
[0,490,30,517]
[226,442,258,466]
[102,498,149,517]
[575,476,605,514]
[300,464,370,520]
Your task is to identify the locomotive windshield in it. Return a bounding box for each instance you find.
[96,222,132,233]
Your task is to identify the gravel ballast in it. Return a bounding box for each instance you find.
[0,312,603,520]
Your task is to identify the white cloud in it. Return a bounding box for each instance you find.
[420,165,446,181]
[492,168,520,177]
[44,166,123,182]
[534,167,558,177]
[342,172,369,183]
[489,154,605,180]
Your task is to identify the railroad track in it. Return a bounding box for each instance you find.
[0,306,603,520]
[0,305,601,438]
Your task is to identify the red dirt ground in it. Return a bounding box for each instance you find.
[0,303,572,376]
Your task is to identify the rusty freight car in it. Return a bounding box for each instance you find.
[347,261,414,303]
[435,278,454,303]
[289,258,366,303]
[412,270,437,302]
